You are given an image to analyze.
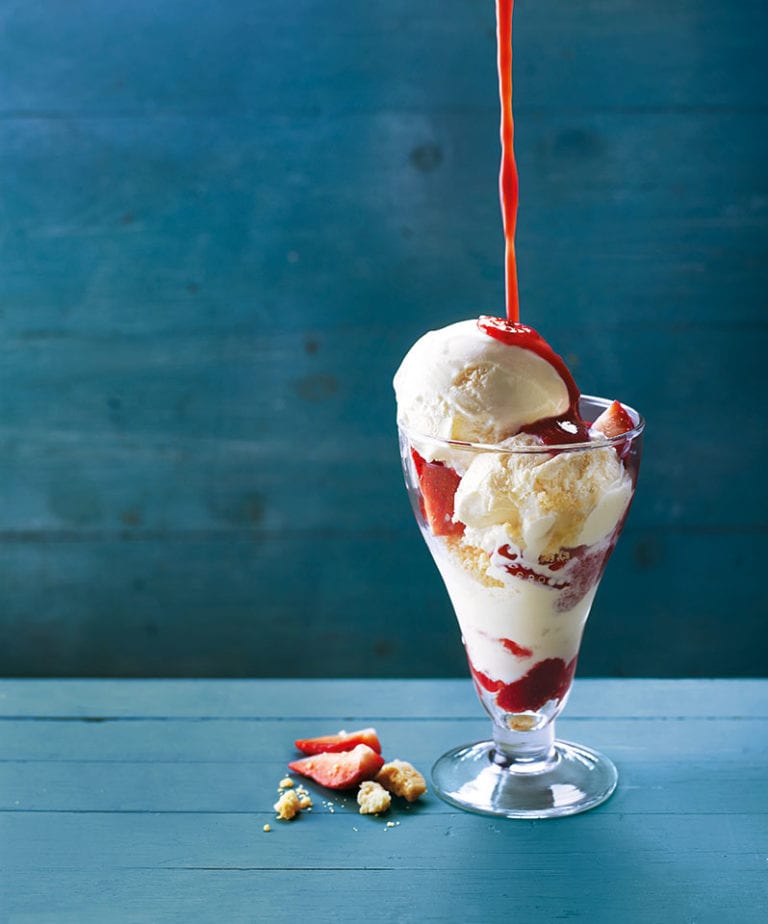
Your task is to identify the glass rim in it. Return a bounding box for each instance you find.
[397,394,645,454]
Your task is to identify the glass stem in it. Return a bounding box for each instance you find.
[492,720,556,770]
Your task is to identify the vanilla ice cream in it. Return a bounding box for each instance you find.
[393,319,570,445]
[454,433,633,560]
[395,316,640,723]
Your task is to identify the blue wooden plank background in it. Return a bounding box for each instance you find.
[1,1,766,677]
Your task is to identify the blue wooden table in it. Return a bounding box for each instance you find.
[1,679,766,922]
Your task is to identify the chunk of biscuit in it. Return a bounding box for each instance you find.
[274,788,301,820]
[375,760,427,802]
[357,780,392,815]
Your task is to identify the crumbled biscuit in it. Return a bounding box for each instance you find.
[298,793,313,810]
[375,760,427,802]
[446,537,504,588]
[274,788,301,820]
[278,777,295,789]
[507,714,537,732]
[357,780,392,815]
[263,824,272,833]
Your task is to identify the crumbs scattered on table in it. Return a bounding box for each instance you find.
[263,824,272,833]
[274,784,314,821]
[274,789,301,820]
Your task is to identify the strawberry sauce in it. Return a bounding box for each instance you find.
[497,0,519,323]
[492,5,590,445]
[471,657,578,713]
[500,638,534,658]
[495,540,617,612]
[478,315,590,444]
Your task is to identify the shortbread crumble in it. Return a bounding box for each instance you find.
[376,760,428,802]
[274,789,301,820]
[357,780,392,815]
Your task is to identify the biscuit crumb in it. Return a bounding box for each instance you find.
[446,536,504,588]
[263,824,272,833]
[279,777,295,789]
[274,789,301,821]
[376,760,427,802]
[357,780,392,815]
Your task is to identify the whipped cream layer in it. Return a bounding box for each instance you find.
[430,528,616,689]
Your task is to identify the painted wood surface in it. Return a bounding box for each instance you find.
[1,2,767,677]
[0,679,766,922]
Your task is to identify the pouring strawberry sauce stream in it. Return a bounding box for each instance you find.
[497,0,519,324]
[491,1,591,445]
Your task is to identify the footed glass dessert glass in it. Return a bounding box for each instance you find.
[399,395,644,818]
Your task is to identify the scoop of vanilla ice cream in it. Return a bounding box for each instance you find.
[394,320,569,445]
[454,435,633,559]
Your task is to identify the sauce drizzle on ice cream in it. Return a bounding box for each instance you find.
[478,315,590,445]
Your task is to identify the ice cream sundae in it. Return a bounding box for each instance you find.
[392,0,644,816]
[395,316,641,728]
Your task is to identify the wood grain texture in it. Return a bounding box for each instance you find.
[2,677,765,717]
[1,2,766,677]
[0,679,766,923]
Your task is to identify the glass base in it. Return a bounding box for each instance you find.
[432,738,618,819]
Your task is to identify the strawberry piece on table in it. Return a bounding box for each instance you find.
[592,400,634,438]
[294,727,382,756]
[288,744,385,790]
[411,450,464,537]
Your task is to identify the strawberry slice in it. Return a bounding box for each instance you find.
[411,449,464,537]
[294,727,382,756]
[288,743,385,790]
[592,400,634,438]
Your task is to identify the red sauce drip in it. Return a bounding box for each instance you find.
[496,657,577,712]
[500,638,534,659]
[502,562,570,590]
[497,0,519,323]
[497,544,571,587]
[477,315,590,444]
[496,545,518,560]
[471,657,578,713]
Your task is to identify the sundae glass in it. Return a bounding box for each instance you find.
[392,0,643,820]
[398,386,644,818]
